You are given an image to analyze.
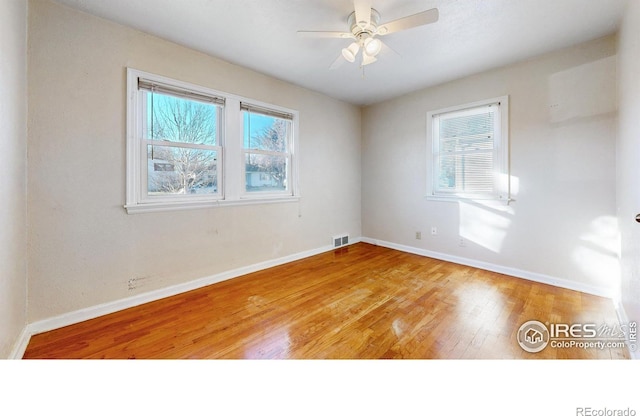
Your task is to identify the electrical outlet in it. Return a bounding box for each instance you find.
[459,238,467,247]
[416,231,421,240]
[431,227,438,236]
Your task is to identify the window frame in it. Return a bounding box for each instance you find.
[125,68,299,214]
[426,96,510,202]
[240,102,294,199]
[139,85,224,205]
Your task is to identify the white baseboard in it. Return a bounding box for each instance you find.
[16,239,361,358]
[360,237,613,298]
[8,327,31,360]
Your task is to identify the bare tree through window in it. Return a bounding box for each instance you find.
[146,92,220,195]
[244,111,290,193]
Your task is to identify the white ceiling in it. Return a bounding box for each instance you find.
[52,0,627,106]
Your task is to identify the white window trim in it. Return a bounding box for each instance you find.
[125,68,299,214]
[426,95,510,203]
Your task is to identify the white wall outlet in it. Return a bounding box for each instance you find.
[459,237,467,247]
[431,227,437,236]
[416,231,422,240]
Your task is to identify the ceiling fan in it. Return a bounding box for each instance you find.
[297,0,439,68]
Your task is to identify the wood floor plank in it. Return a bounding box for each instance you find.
[23,243,630,359]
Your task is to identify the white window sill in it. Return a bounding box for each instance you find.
[125,196,300,214]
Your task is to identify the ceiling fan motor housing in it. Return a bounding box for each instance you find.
[348,8,381,40]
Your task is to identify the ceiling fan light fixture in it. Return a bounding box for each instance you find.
[364,37,382,57]
[341,42,360,63]
[362,53,377,66]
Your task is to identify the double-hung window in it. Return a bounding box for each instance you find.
[126,68,298,213]
[427,96,509,201]
[140,79,223,198]
[126,70,225,212]
[241,103,293,197]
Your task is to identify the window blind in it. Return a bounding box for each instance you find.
[138,78,225,106]
[240,102,293,120]
[435,104,498,194]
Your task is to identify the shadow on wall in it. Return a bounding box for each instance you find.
[548,56,617,125]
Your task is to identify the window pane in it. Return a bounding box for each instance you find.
[243,112,288,152]
[245,153,287,192]
[147,145,218,195]
[436,106,496,195]
[438,152,494,193]
[144,91,219,145]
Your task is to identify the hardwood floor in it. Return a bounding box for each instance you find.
[23,243,629,359]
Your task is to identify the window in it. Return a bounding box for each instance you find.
[241,103,293,196]
[126,69,298,213]
[140,79,223,199]
[427,96,509,201]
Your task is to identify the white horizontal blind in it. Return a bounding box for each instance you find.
[432,102,501,197]
[240,102,293,120]
[138,77,225,106]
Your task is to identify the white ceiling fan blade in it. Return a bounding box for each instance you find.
[354,0,372,28]
[377,8,439,35]
[329,53,347,70]
[297,31,353,39]
[379,39,401,58]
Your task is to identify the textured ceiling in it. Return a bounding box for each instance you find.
[52,0,627,105]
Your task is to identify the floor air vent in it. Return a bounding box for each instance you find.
[333,234,349,248]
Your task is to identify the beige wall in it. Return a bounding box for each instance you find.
[20,0,638,340]
[0,0,28,358]
[618,0,640,341]
[362,36,618,294]
[27,0,361,322]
